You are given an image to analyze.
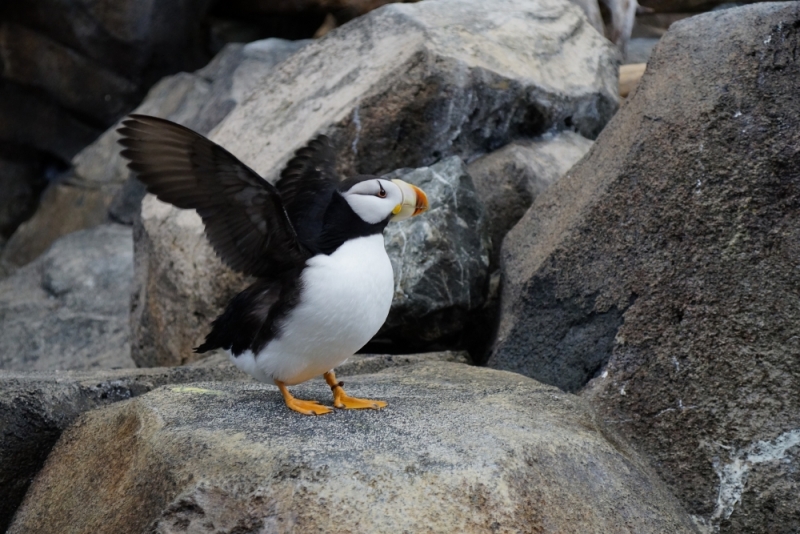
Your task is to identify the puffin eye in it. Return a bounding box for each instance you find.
[377,183,387,198]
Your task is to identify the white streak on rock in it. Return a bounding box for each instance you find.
[351,103,362,156]
[707,429,800,531]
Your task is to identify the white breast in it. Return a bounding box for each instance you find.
[230,233,394,385]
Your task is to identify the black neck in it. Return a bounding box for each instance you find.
[314,193,388,255]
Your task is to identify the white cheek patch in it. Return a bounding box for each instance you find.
[345,195,391,224]
[343,180,404,224]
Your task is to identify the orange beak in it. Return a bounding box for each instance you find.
[390,179,429,221]
[411,184,429,216]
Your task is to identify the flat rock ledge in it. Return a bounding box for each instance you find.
[10,362,697,534]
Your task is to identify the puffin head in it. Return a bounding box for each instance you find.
[340,177,429,225]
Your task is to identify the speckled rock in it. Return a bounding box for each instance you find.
[0,224,134,372]
[0,349,463,532]
[378,157,490,349]
[489,3,800,532]
[0,357,246,533]
[9,361,697,534]
[131,195,251,368]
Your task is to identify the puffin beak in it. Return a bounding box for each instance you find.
[390,179,429,221]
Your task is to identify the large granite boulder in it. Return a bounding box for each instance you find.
[0,224,134,371]
[466,131,593,266]
[378,157,490,350]
[132,0,619,366]
[131,195,250,368]
[489,3,800,532]
[0,39,309,269]
[210,0,617,182]
[9,361,697,533]
[0,350,464,532]
[0,357,246,533]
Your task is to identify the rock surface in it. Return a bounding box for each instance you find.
[133,0,619,366]
[378,157,491,349]
[0,350,462,532]
[0,0,215,249]
[210,0,618,183]
[0,224,134,371]
[0,155,48,242]
[467,131,593,265]
[0,39,309,269]
[131,195,251,367]
[490,3,800,532]
[10,361,698,534]
[0,357,247,533]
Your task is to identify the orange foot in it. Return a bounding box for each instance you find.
[276,380,332,415]
[324,370,387,410]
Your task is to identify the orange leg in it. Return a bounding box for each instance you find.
[324,370,387,410]
[276,380,331,415]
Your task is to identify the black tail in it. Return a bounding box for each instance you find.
[193,279,282,355]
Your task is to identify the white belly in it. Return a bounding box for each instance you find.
[230,234,394,385]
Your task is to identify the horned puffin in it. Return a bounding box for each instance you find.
[117,115,428,415]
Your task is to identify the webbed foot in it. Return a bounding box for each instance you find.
[276,380,331,415]
[324,370,387,410]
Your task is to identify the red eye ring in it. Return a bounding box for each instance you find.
[377,183,387,198]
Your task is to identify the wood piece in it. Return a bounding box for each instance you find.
[619,62,646,97]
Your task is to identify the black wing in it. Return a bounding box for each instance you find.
[275,135,341,249]
[117,114,309,278]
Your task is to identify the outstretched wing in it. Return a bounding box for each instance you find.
[117,114,310,278]
[275,135,341,248]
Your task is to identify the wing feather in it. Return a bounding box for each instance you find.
[117,114,309,278]
[275,134,341,248]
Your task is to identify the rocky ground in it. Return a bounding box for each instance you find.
[1,0,798,533]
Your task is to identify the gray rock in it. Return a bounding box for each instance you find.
[0,359,248,533]
[0,155,48,241]
[74,39,309,194]
[337,350,470,375]
[490,3,800,532]
[210,0,618,183]
[131,196,251,367]
[379,157,491,349]
[625,37,660,64]
[0,24,139,125]
[467,131,593,265]
[0,350,461,532]
[133,0,618,367]
[0,224,134,371]
[0,0,213,155]
[1,39,309,269]
[465,131,593,362]
[568,0,605,35]
[9,361,698,534]
[0,178,117,269]
[0,0,215,264]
